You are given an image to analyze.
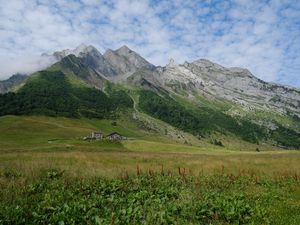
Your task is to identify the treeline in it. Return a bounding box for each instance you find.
[0,71,133,118]
[138,90,300,148]
[270,125,300,148]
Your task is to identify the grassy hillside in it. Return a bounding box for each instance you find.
[138,90,300,149]
[0,115,299,175]
[0,115,142,152]
[0,113,290,153]
[0,70,133,118]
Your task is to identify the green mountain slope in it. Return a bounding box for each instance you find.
[0,70,133,118]
[0,53,299,149]
[138,90,300,148]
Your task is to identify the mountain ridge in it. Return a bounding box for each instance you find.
[2,44,299,89]
[1,44,299,119]
[0,44,299,149]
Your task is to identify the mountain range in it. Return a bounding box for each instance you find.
[0,44,299,149]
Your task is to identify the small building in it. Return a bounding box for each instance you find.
[106,132,124,141]
[91,131,103,140]
[90,131,103,140]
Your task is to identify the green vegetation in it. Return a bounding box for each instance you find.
[138,90,300,148]
[1,169,300,224]
[0,66,299,149]
[139,90,265,142]
[271,125,300,148]
[1,50,300,223]
[245,110,300,134]
[0,115,300,224]
[0,71,133,118]
[0,115,142,151]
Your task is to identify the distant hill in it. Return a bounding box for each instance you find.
[0,74,27,93]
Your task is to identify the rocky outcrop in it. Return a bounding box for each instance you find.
[52,44,90,61]
[50,44,154,79]
[147,59,300,116]
[103,45,154,77]
[78,45,118,77]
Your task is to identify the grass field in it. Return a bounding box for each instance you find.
[1,115,300,224]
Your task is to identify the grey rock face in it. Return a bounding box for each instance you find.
[0,74,27,93]
[103,45,154,77]
[52,44,89,61]
[58,54,108,90]
[78,45,118,77]
[149,59,300,116]
[51,44,154,79]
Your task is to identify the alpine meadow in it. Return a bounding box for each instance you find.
[1,1,300,224]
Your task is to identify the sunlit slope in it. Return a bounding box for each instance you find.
[0,115,140,151]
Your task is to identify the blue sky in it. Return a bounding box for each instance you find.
[0,0,299,87]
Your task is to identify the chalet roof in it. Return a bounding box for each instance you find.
[107,132,122,136]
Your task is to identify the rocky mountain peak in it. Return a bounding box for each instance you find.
[167,58,176,67]
[78,45,101,57]
[192,59,225,70]
[53,44,97,61]
[39,45,155,79]
[116,45,132,54]
[103,48,115,57]
[228,67,254,78]
[74,43,88,53]
[190,59,255,79]
[80,45,98,54]
[103,46,154,77]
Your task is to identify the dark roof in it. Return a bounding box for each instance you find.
[107,132,122,137]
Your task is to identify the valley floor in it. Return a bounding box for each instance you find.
[1,116,300,224]
[1,147,300,178]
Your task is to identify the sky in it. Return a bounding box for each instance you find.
[0,0,300,88]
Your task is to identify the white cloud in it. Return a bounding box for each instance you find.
[0,54,57,76]
[0,0,299,87]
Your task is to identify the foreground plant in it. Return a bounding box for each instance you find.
[1,169,299,224]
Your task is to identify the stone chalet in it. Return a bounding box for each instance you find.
[90,131,103,140]
[106,132,125,141]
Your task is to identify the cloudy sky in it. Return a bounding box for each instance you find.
[0,0,299,87]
